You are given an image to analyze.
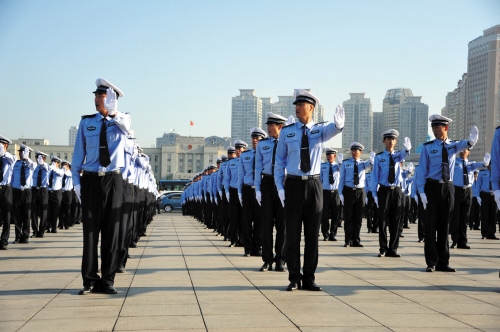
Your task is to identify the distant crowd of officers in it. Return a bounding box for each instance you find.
[182,89,500,291]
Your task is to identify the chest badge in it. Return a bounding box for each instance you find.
[311,130,319,134]
[87,126,96,131]
[263,146,270,150]
[431,150,438,154]
[287,133,295,137]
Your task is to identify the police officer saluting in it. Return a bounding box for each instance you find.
[370,130,411,257]
[32,150,49,237]
[320,148,342,241]
[47,156,64,233]
[275,89,344,291]
[338,142,373,248]
[0,135,15,249]
[72,78,131,294]
[59,160,73,230]
[416,114,478,272]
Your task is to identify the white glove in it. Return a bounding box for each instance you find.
[408,162,414,174]
[415,195,418,205]
[484,153,491,167]
[370,151,376,164]
[74,184,82,204]
[365,197,368,204]
[334,105,345,129]
[104,88,118,116]
[51,162,56,169]
[22,149,29,160]
[0,144,5,157]
[404,137,411,151]
[37,155,43,165]
[477,196,482,206]
[210,195,213,203]
[338,153,343,164]
[468,126,479,146]
[285,115,295,126]
[219,191,222,198]
[215,196,218,205]
[420,193,428,210]
[339,194,344,205]
[374,197,379,208]
[226,192,230,202]
[278,189,285,207]
[238,193,243,206]
[256,191,262,206]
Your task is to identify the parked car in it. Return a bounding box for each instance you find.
[160,193,182,212]
[160,191,183,199]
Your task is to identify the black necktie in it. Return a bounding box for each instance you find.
[49,170,53,188]
[389,154,395,184]
[354,160,359,186]
[99,118,111,167]
[329,164,334,185]
[252,151,256,182]
[271,139,277,176]
[0,157,4,182]
[463,160,469,186]
[300,125,311,173]
[442,142,450,182]
[490,172,493,191]
[37,167,42,187]
[62,173,66,187]
[20,162,26,186]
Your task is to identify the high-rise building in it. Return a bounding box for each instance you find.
[465,25,500,161]
[261,97,273,127]
[399,96,429,152]
[69,126,78,146]
[342,93,373,151]
[382,88,413,133]
[442,74,467,140]
[231,89,262,144]
[372,112,384,152]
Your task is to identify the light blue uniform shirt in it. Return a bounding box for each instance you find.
[477,169,493,193]
[0,152,16,186]
[122,138,137,182]
[274,120,342,191]
[416,138,471,193]
[238,149,256,193]
[61,169,73,191]
[71,111,131,187]
[33,162,50,188]
[48,166,65,191]
[224,157,240,190]
[217,161,228,193]
[12,159,36,190]
[472,176,480,197]
[453,157,484,188]
[338,158,371,194]
[491,127,500,191]
[371,149,409,198]
[255,137,277,192]
[365,172,374,194]
[320,161,340,191]
[404,175,413,196]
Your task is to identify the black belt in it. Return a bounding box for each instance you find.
[345,186,364,191]
[427,179,453,184]
[379,184,402,190]
[33,186,47,189]
[83,170,121,176]
[243,183,255,189]
[262,173,273,178]
[0,184,11,189]
[13,187,31,191]
[481,191,494,196]
[287,174,320,180]
[324,189,338,193]
[454,185,472,190]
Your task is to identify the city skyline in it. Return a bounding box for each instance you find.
[0,1,499,149]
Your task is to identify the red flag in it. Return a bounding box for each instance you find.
[190,120,194,126]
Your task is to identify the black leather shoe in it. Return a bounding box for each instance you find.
[457,244,470,249]
[450,242,456,249]
[228,243,236,247]
[129,242,137,248]
[286,281,301,291]
[343,243,349,247]
[351,243,364,247]
[486,236,500,240]
[79,286,93,295]
[323,236,328,241]
[302,281,322,291]
[243,250,251,257]
[435,265,457,272]
[372,229,379,233]
[275,261,287,272]
[378,252,386,257]
[329,235,337,241]
[21,239,29,244]
[260,262,272,272]
[251,249,262,256]
[116,266,126,273]
[418,238,424,243]
[426,266,435,272]
[12,239,20,244]
[127,254,131,258]
[386,252,401,258]
[399,235,404,238]
[0,245,8,250]
[94,285,118,294]
[51,230,57,233]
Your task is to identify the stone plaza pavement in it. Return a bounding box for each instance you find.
[0,213,499,332]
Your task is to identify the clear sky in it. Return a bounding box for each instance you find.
[0,0,498,148]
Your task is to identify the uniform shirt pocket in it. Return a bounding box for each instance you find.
[284,135,300,152]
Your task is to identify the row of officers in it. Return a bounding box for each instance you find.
[182,89,499,291]
[0,78,161,295]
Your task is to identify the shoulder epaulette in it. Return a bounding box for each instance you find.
[81,114,96,119]
[423,140,433,146]
[260,137,269,141]
[376,151,384,155]
[282,123,294,128]
[343,159,349,162]
[313,121,327,126]
[496,126,500,130]
[241,150,251,153]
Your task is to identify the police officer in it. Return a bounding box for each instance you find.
[339,142,373,248]
[470,170,481,230]
[255,112,288,272]
[275,89,344,291]
[218,154,230,239]
[477,165,499,240]
[211,158,222,234]
[47,156,64,233]
[0,135,15,249]
[364,163,378,234]
[492,125,500,212]
[224,141,247,247]
[32,150,49,237]
[59,160,73,230]
[416,114,478,272]
[12,144,36,243]
[450,149,489,249]
[412,165,425,242]
[320,148,341,241]
[370,130,411,257]
[72,78,130,295]
[238,128,266,256]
